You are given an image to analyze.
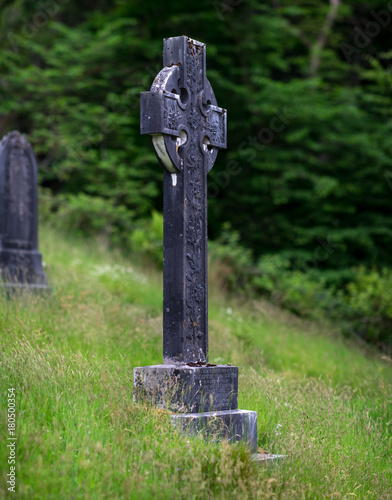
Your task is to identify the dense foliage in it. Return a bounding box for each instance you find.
[1,0,392,344]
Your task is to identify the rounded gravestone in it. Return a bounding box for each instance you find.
[0,130,48,291]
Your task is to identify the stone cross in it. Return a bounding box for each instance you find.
[135,36,256,452]
[140,35,226,364]
[0,130,48,291]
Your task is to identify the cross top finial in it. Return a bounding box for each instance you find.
[140,36,226,364]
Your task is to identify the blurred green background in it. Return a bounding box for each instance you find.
[1,0,392,346]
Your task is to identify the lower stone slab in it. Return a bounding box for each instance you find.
[252,453,287,464]
[171,409,257,452]
[1,283,49,292]
[134,364,238,412]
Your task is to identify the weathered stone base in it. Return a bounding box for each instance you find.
[134,364,238,412]
[171,409,257,452]
[0,249,48,292]
[134,363,257,450]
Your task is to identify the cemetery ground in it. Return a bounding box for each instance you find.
[1,225,391,500]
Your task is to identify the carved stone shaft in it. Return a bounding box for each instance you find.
[141,36,227,363]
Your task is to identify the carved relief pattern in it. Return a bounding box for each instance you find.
[182,42,207,355]
[205,110,226,145]
[163,96,182,132]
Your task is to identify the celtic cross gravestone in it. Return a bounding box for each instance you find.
[134,36,257,450]
[0,131,48,291]
[140,35,226,364]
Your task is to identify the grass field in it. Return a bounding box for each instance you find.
[1,225,391,499]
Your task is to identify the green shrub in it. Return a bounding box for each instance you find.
[253,254,334,316]
[344,267,392,348]
[254,255,392,349]
[39,189,133,248]
[128,210,164,267]
[209,222,254,295]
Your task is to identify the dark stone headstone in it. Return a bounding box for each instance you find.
[134,36,257,451]
[0,131,48,291]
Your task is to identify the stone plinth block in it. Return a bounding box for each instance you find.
[133,364,238,413]
[172,409,257,452]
